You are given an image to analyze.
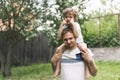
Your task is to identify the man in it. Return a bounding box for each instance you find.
[55,28,97,80]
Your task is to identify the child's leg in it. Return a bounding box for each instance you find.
[54,60,61,78]
[77,42,88,53]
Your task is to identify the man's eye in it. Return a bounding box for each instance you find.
[64,39,67,41]
[64,38,72,41]
[69,38,72,40]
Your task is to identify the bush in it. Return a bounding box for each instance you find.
[82,15,120,47]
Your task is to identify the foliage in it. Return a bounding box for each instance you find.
[0,61,120,80]
[82,15,119,47]
[82,18,100,47]
[100,15,119,47]
[0,0,41,41]
[0,0,41,77]
[40,0,89,49]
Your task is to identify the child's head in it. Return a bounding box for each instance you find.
[63,7,78,22]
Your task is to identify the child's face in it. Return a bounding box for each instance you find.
[64,13,75,24]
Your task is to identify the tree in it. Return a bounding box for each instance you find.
[0,0,41,77]
[40,0,89,49]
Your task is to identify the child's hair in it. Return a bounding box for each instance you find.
[63,7,78,21]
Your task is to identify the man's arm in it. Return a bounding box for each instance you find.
[86,58,98,76]
[81,52,98,76]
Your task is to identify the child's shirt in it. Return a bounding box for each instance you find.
[74,22,84,43]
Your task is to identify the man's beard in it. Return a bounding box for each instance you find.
[65,44,74,49]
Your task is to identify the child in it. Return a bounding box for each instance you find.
[51,7,95,79]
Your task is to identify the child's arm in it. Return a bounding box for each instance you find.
[58,20,66,39]
[69,20,79,38]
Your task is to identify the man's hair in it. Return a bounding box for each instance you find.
[63,7,78,21]
[61,28,78,39]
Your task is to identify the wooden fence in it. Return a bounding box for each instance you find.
[0,32,54,67]
[12,32,54,66]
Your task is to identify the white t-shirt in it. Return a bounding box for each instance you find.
[61,47,85,80]
[62,47,81,59]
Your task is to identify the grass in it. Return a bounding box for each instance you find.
[0,61,120,80]
[90,61,120,80]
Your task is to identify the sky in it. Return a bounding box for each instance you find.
[38,0,120,15]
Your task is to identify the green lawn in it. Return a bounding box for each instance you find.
[0,61,120,80]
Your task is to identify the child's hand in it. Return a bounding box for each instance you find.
[61,20,67,25]
[69,19,74,25]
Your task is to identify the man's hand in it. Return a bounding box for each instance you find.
[81,51,93,63]
[77,43,88,53]
[81,51,98,76]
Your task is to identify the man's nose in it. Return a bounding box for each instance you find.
[67,40,71,44]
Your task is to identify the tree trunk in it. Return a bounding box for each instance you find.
[0,50,6,76]
[0,44,13,77]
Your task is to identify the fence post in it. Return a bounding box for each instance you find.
[118,14,120,44]
[98,17,102,47]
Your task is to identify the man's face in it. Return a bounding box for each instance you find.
[63,32,76,49]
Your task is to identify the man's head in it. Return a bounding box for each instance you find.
[61,28,77,49]
[63,7,78,22]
